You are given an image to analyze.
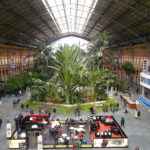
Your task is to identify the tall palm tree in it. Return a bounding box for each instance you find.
[86,32,109,70]
[122,61,135,89]
[86,69,117,101]
[49,45,86,104]
[33,46,54,80]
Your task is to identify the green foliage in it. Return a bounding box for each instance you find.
[102,98,118,112]
[122,61,135,75]
[86,32,110,70]
[31,79,48,101]
[33,46,55,81]
[31,44,117,104]
[87,69,117,101]
[5,72,33,93]
[117,79,129,92]
[49,45,86,104]
[23,100,42,111]
[23,97,118,115]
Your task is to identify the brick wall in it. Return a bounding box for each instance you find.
[0,44,36,81]
[102,43,150,85]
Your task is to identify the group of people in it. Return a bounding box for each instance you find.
[49,119,64,144]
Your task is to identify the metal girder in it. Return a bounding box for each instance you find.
[44,0,61,32]
[98,7,130,33]
[26,0,56,35]
[82,0,97,32]
[61,0,69,32]
[85,0,150,45]
[110,33,150,47]
[74,0,79,32]
[99,0,149,31]
[86,0,113,36]
[0,22,44,43]
[47,33,90,44]
[0,0,49,39]
[115,0,149,19]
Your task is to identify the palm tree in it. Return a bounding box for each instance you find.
[86,32,109,70]
[33,46,55,80]
[122,62,135,90]
[86,69,117,101]
[122,62,135,79]
[49,45,86,104]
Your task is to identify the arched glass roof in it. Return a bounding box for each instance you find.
[42,0,98,34]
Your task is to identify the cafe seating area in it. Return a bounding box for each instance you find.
[89,115,125,141]
[8,114,128,149]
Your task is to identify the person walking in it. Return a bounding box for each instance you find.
[0,118,2,129]
[137,110,141,119]
[134,146,140,150]
[120,117,125,128]
[20,103,24,110]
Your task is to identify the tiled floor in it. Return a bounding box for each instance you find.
[0,93,150,150]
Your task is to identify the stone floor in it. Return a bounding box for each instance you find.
[0,93,150,150]
[0,93,29,150]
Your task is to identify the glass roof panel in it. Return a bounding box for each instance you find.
[42,0,98,34]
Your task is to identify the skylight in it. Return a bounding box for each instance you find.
[42,0,98,34]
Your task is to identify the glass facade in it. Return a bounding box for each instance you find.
[42,0,98,33]
[141,77,150,86]
[144,87,150,99]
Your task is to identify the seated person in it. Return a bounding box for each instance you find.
[96,116,100,121]
[95,132,100,138]
[104,116,114,125]
[90,121,97,132]
[108,131,112,138]
[64,137,69,145]
[111,126,120,134]
[96,120,100,130]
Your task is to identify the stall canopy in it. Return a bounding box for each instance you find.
[137,96,150,109]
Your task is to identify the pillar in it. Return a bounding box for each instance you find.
[142,86,144,96]
[37,135,43,150]
[6,122,12,138]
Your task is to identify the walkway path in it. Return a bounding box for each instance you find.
[0,93,150,150]
[0,93,30,150]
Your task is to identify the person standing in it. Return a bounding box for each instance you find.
[120,117,125,128]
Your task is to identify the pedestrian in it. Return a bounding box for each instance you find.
[20,103,24,110]
[137,110,141,119]
[75,107,80,118]
[90,107,95,115]
[0,118,2,129]
[134,146,140,150]
[48,112,51,118]
[26,104,29,110]
[120,117,125,128]
[72,144,77,150]
[124,108,128,113]
[53,108,56,113]
[19,90,22,96]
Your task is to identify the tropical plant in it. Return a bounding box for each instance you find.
[31,79,48,101]
[122,61,135,89]
[5,72,34,94]
[122,62,135,76]
[86,32,109,70]
[33,46,55,81]
[85,69,117,101]
[29,44,118,104]
[49,45,86,104]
